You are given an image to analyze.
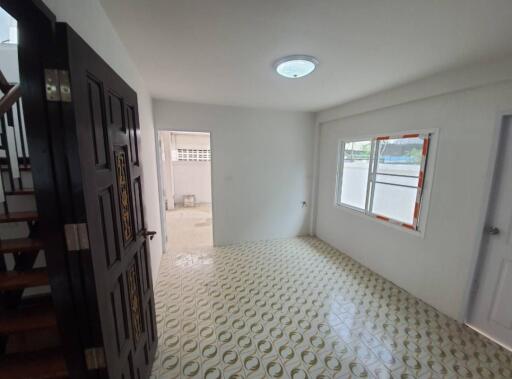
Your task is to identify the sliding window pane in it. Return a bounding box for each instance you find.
[339,140,371,210]
[372,183,417,224]
[376,137,423,177]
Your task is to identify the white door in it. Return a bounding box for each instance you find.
[469,116,512,350]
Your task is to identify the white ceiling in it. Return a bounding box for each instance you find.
[100,0,512,112]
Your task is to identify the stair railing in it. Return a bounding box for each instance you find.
[0,69,31,214]
[0,69,39,354]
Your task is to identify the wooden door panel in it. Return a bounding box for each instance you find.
[98,187,121,268]
[58,23,157,378]
[145,298,156,345]
[108,92,124,132]
[110,274,130,354]
[126,257,144,345]
[114,147,135,246]
[138,245,150,295]
[133,178,144,235]
[120,353,135,379]
[126,106,139,165]
[87,76,109,169]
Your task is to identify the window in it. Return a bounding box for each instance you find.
[0,8,17,45]
[336,132,432,231]
[177,148,211,161]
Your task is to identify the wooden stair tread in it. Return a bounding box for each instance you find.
[5,189,35,196]
[0,349,67,379]
[0,212,38,223]
[0,167,31,172]
[0,303,56,334]
[0,269,48,291]
[0,238,44,254]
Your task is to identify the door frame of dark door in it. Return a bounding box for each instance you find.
[53,23,158,378]
[0,1,93,377]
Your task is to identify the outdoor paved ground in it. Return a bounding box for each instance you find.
[166,203,213,253]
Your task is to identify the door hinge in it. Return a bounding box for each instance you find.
[44,69,72,103]
[64,223,90,251]
[84,347,106,370]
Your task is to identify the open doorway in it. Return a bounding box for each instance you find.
[158,131,213,253]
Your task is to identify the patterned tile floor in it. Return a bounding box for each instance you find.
[151,237,512,378]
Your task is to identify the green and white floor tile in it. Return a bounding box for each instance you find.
[150,237,512,378]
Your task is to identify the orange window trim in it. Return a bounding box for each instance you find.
[422,137,430,156]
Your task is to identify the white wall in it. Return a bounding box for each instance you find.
[174,133,210,149]
[172,161,212,204]
[0,44,19,82]
[153,100,315,245]
[42,0,162,283]
[315,58,512,320]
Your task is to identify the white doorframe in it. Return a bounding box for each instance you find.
[154,129,216,250]
[462,112,512,332]
[154,129,168,254]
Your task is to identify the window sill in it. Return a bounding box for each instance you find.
[334,203,426,239]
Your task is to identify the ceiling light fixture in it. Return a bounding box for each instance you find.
[274,55,318,79]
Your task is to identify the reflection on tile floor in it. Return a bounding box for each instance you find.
[151,238,512,378]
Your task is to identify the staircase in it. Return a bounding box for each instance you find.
[0,72,68,378]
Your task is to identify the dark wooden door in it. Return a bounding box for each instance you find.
[56,24,157,379]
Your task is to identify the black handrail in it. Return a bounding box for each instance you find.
[0,84,21,115]
[0,69,13,94]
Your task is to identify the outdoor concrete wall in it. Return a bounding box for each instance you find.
[172,161,212,204]
[175,133,210,149]
[42,0,162,283]
[171,133,212,205]
[153,100,315,245]
[314,56,512,320]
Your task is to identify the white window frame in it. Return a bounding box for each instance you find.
[335,129,437,234]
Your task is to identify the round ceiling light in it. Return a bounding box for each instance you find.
[274,55,319,78]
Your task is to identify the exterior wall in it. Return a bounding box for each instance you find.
[171,133,211,205]
[153,100,315,246]
[172,161,212,204]
[174,133,210,149]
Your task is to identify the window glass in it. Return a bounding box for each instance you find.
[0,8,17,45]
[336,134,431,231]
[371,137,423,224]
[372,183,417,224]
[376,137,423,177]
[339,140,371,210]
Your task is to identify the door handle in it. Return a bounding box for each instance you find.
[142,230,157,240]
[486,226,500,235]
